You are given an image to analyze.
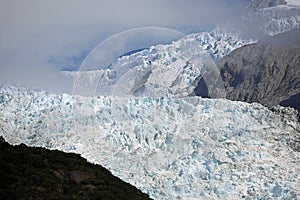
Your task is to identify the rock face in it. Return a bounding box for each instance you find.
[218,29,300,119]
[249,0,287,10]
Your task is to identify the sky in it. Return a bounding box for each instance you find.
[0,0,250,92]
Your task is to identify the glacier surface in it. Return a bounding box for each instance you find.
[0,85,299,199]
[64,27,254,98]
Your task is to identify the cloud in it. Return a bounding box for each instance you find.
[0,0,250,93]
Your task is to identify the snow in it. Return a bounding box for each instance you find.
[249,1,300,36]
[286,0,300,6]
[0,85,299,199]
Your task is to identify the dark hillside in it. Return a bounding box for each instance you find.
[216,29,300,120]
[0,136,151,200]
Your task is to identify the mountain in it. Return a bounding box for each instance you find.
[1,2,300,199]
[0,85,299,199]
[218,29,300,120]
[63,27,254,97]
[0,136,151,200]
[64,0,300,99]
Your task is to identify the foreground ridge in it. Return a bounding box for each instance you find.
[0,136,151,200]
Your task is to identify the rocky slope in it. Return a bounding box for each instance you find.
[217,29,300,119]
[0,136,151,200]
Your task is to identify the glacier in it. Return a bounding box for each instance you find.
[63,27,254,98]
[0,85,299,199]
[248,2,300,36]
[1,3,300,199]
[64,2,300,98]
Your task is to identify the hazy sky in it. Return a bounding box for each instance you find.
[0,0,250,92]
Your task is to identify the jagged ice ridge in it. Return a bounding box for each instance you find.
[63,27,254,97]
[0,85,299,199]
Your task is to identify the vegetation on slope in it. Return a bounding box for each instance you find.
[0,136,151,200]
